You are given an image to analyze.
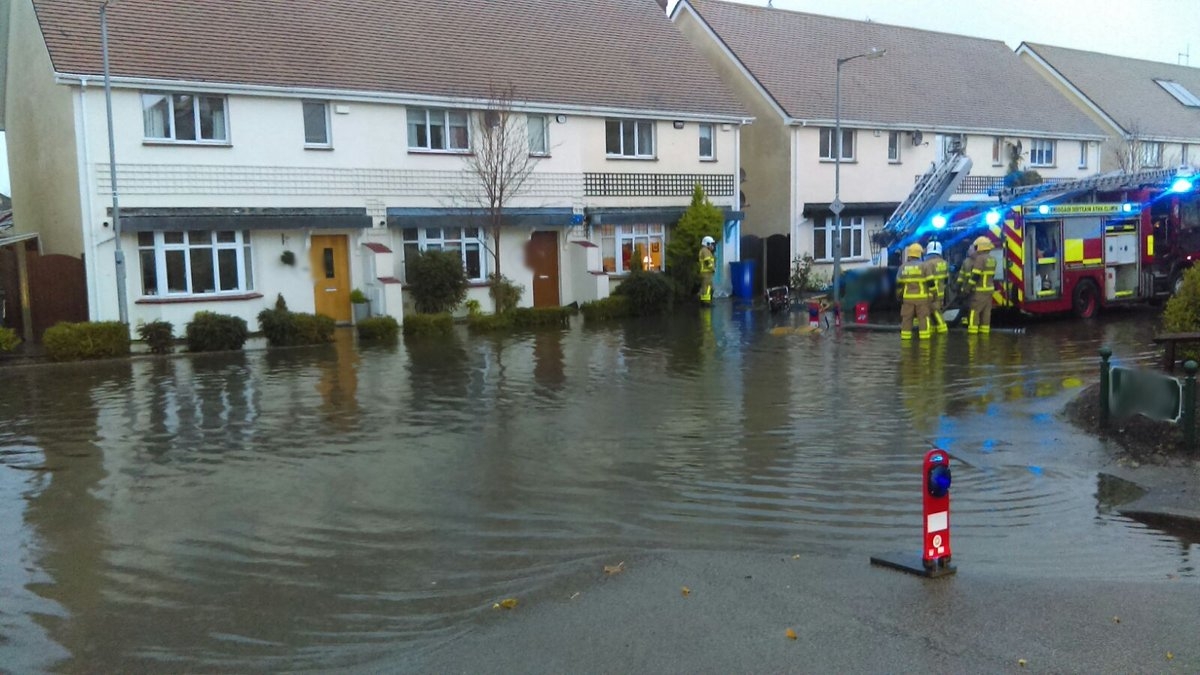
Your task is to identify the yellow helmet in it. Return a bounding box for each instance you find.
[973,236,995,252]
[906,243,924,259]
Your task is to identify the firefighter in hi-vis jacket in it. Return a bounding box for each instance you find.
[897,243,931,340]
[923,240,949,334]
[698,235,716,305]
[961,236,998,334]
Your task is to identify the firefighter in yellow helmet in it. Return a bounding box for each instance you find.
[897,243,931,340]
[923,241,950,334]
[961,236,998,334]
[698,235,716,304]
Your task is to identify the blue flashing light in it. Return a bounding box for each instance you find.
[1122,203,1134,212]
[984,210,1001,226]
[1037,204,1050,215]
[1170,178,1194,193]
[931,214,948,229]
[927,465,952,498]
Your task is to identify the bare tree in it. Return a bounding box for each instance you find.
[460,86,541,278]
[1110,121,1155,173]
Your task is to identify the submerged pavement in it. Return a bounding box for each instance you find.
[403,549,1197,673]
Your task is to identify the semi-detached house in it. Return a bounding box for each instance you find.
[672,0,1105,286]
[1018,43,1200,172]
[0,0,749,340]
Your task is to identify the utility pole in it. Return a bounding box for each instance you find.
[101,1,129,325]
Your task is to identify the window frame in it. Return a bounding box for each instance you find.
[1078,140,1088,169]
[141,92,230,144]
[137,230,254,297]
[605,119,656,159]
[1029,139,1056,167]
[302,100,332,148]
[818,127,854,161]
[401,226,487,283]
[992,137,1004,166]
[527,114,550,157]
[599,224,666,275]
[407,107,471,153]
[887,131,901,163]
[1183,144,1190,165]
[699,123,716,160]
[812,215,866,263]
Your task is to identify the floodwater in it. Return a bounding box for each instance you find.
[0,306,1194,671]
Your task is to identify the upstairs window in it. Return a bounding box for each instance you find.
[1140,141,1163,168]
[887,131,901,163]
[1029,139,1055,166]
[303,101,330,147]
[605,119,655,158]
[819,128,854,160]
[527,114,549,156]
[992,137,1004,166]
[142,93,228,143]
[699,123,715,160]
[1078,141,1088,169]
[407,108,470,152]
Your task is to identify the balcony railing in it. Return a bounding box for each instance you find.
[584,173,735,198]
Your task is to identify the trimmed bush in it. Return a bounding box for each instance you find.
[403,312,454,338]
[614,271,674,316]
[408,249,468,314]
[136,320,175,354]
[488,274,524,314]
[0,326,20,353]
[357,315,400,342]
[580,296,634,322]
[1164,265,1200,361]
[42,321,130,362]
[467,307,574,332]
[258,306,335,347]
[186,311,248,352]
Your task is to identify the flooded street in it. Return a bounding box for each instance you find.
[0,306,1195,672]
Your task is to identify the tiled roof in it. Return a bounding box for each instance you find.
[684,0,1103,137]
[1022,43,1200,141]
[32,0,748,119]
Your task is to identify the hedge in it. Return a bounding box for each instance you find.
[186,312,249,352]
[357,316,400,342]
[580,296,634,322]
[42,321,130,362]
[466,307,574,332]
[258,307,335,347]
[402,312,454,338]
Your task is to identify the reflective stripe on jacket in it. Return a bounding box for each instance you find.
[967,253,997,293]
[898,261,929,300]
[924,256,949,296]
[699,248,715,273]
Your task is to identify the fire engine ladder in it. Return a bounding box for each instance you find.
[877,148,973,253]
[1000,167,1179,204]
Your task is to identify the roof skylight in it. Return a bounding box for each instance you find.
[1155,79,1200,107]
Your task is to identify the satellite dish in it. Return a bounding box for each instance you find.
[910,130,924,146]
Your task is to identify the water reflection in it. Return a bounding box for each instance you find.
[0,311,1194,671]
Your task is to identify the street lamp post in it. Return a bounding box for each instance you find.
[832,47,885,307]
[100,1,129,325]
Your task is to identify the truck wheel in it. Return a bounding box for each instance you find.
[1173,272,1187,296]
[1072,279,1099,319]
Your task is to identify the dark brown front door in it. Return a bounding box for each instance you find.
[528,231,560,308]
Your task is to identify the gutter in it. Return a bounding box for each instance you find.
[54,72,755,126]
[785,117,1106,142]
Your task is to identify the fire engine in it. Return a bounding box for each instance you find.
[872,152,1199,320]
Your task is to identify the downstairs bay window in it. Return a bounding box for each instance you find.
[137,230,254,296]
[401,227,486,283]
[600,224,665,274]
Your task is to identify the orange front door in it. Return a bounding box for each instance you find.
[528,231,561,307]
[310,235,352,322]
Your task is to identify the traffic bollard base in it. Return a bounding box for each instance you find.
[869,552,957,578]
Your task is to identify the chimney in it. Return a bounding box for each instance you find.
[656,0,668,11]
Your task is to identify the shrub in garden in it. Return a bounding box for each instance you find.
[402,312,454,338]
[42,321,130,361]
[666,184,723,300]
[257,294,335,347]
[580,296,634,322]
[488,274,524,314]
[614,271,674,316]
[1164,265,1200,361]
[408,250,468,314]
[357,316,400,342]
[186,312,248,352]
[0,326,20,353]
[466,307,574,332]
[136,320,175,354]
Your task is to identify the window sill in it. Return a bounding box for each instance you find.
[401,281,488,290]
[407,149,473,156]
[818,158,856,164]
[529,153,551,159]
[142,140,232,147]
[605,271,665,278]
[605,155,658,161]
[700,157,717,162]
[813,257,870,264]
[1029,164,1056,169]
[305,145,334,151]
[136,292,264,304]
[888,159,902,164]
[991,162,1003,167]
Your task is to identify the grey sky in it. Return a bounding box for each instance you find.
[673,0,1200,66]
